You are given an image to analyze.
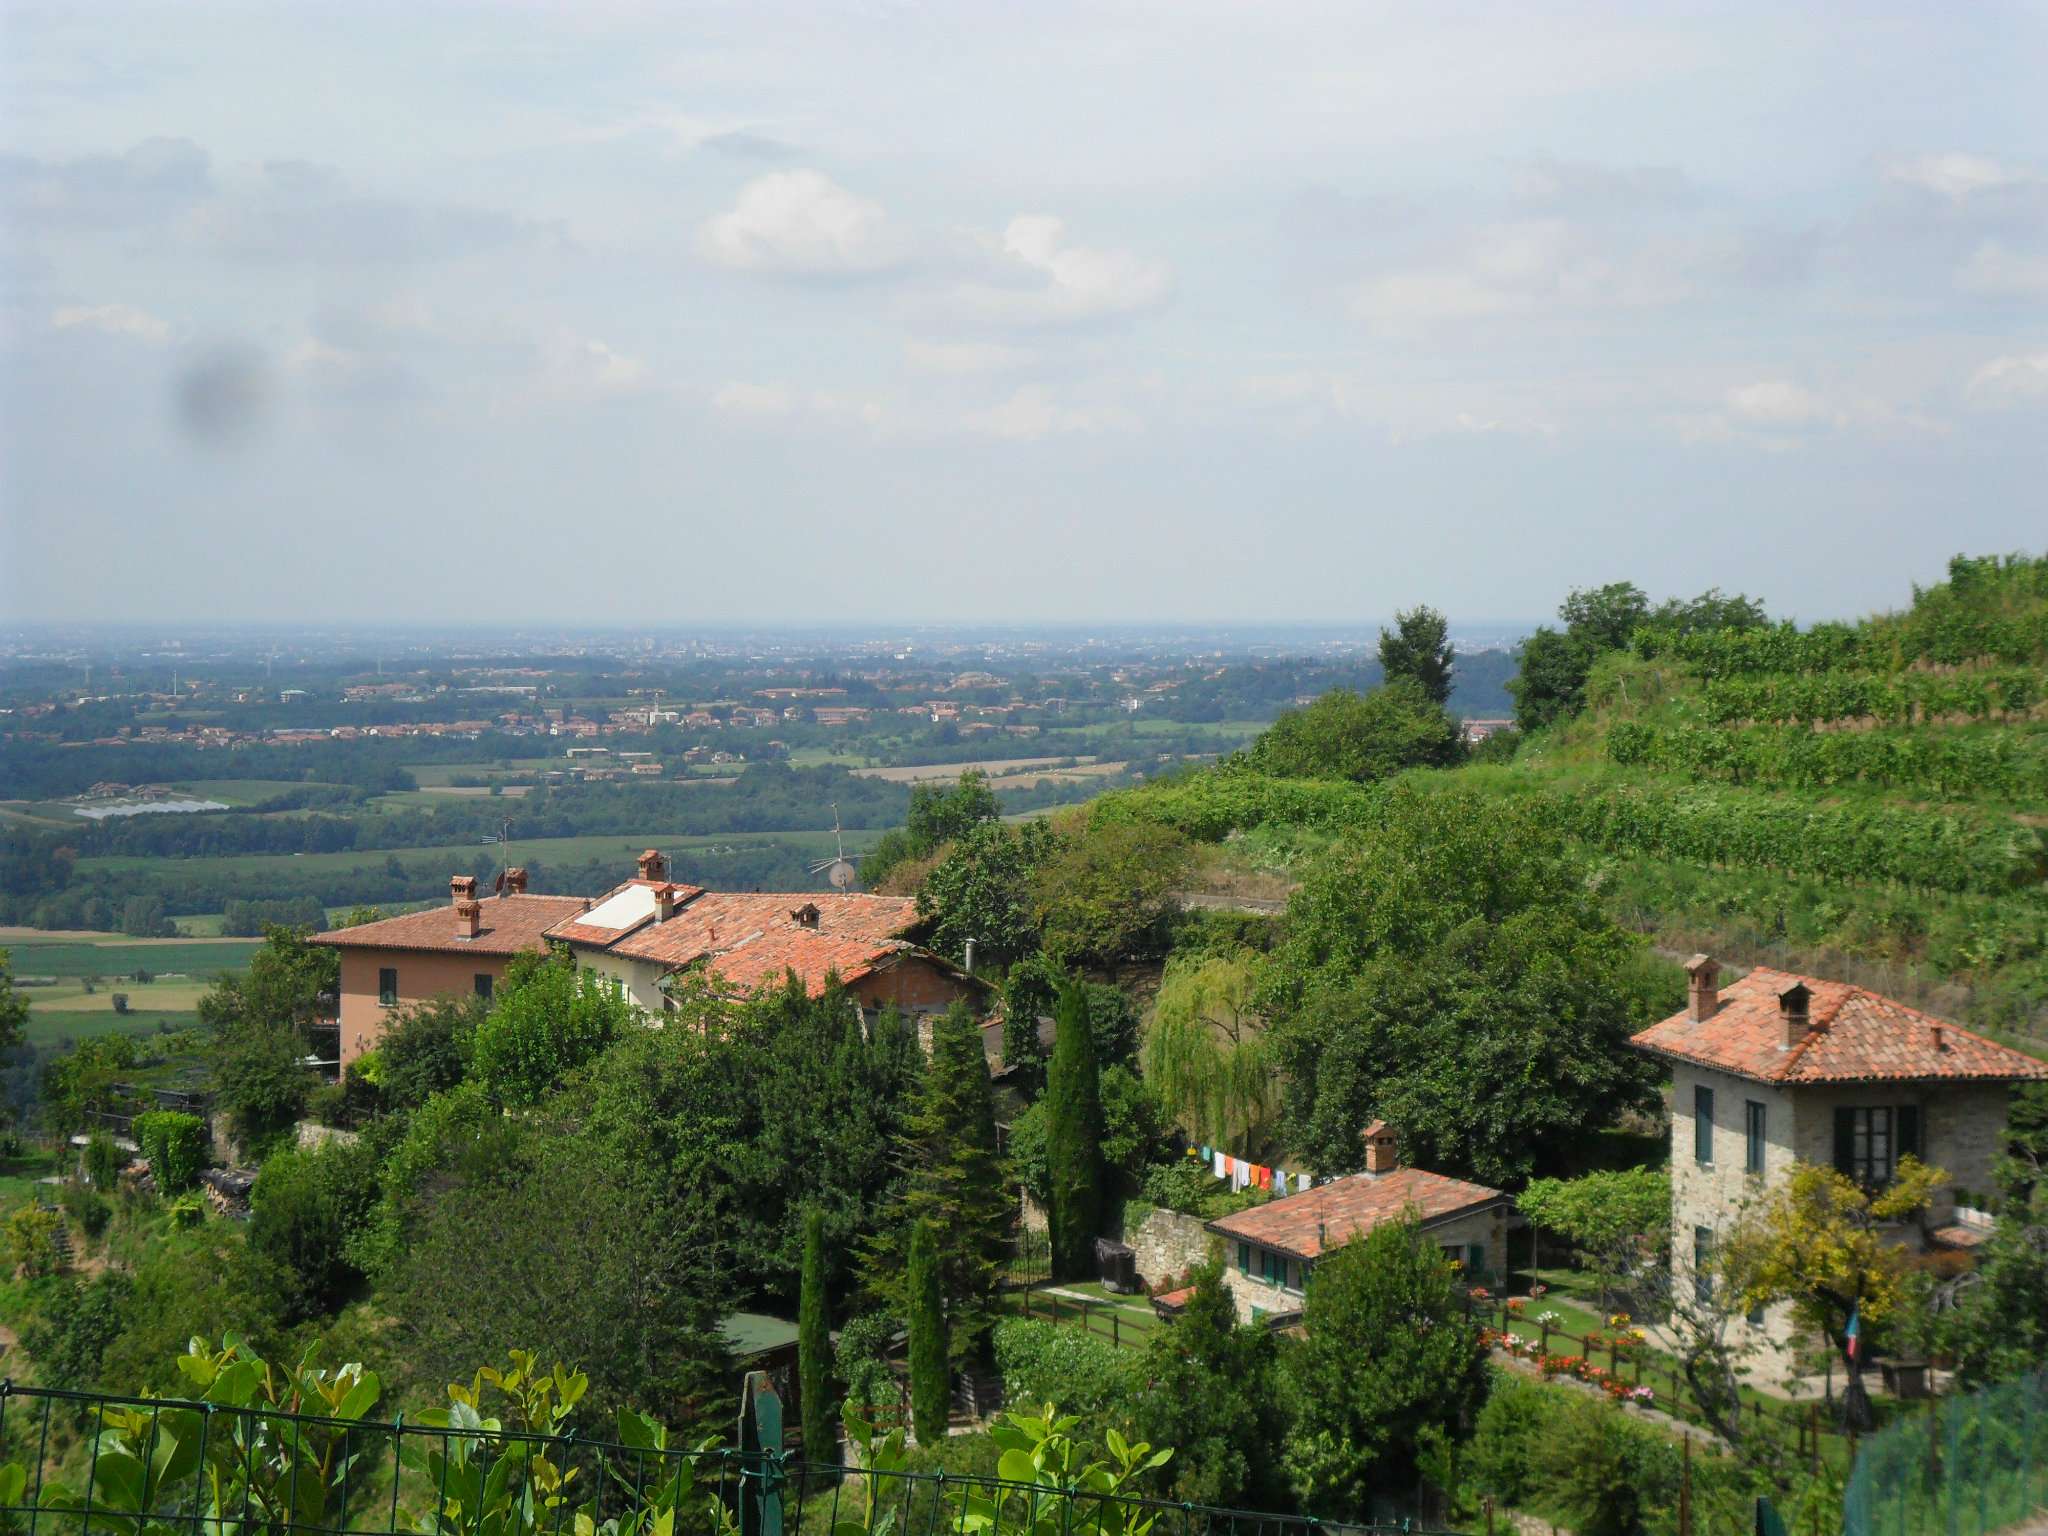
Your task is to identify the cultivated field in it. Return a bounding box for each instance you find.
[854,756,1100,784]
[1,936,260,977]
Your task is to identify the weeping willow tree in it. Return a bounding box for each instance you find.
[1143,949,1278,1156]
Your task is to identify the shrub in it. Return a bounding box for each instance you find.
[6,1203,64,1276]
[1470,1375,1554,1505]
[59,1180,111,1240]
[991,1318,1133,1420]
[1140,1157,1215,1216]
[84,1131,120,1191]
[248,1138,382,1321]
[135,1110,209,1194]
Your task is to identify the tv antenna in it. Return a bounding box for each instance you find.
[808,804,859,890]
[482,817,516,891]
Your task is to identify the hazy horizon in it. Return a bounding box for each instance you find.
[5,2,2046,627]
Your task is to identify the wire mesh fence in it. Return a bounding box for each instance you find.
[1842,1368,2048,1536]
[0,1377,1462,1536]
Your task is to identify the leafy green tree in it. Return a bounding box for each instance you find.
[1247,681,1462,782]
[210,1018,310,1143]
[134,1110,208,1193]
[1045,983,1103,1279]
[1144,949,1276,1157]
[915,820,1057,967]
[84,1131,119,1191]
[1281,1221,1487,1519]
[1516,1168,1672,1304]
[42,1034,139,1133]
[1560,581,1651,651]
[473,952,635,1105]
[1265,786,1661,1184]
[377,993,482,1109]
[247,1136,381,1322]
[906,1217,948,1445]
[1128,1258,1286,1508]
[200,925,338,1142]
[909,770,1001,849]
[798,1205,836,1463]
[1096,1065,1167,1190]
[21,1272,133,1389]
[0,948,29,1056]
[1033,820,1192,968]
[1379,605,1456,706]
[1506,626,1596,733]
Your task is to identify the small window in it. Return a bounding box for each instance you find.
[1238,1242,1252,1273]
[1834,1107,1895,1187]
[1745,1100,1766,1175]
[474,973,494,1001]
[1694,1085,1715,1165]
[1693,1225,1714,1303]
[378,967,398,1007]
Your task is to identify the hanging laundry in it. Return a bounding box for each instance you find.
[1201,1145,1213,1161]
[1213,1149,1228,1179]
[1273,1167,1287,1191]
[1296,1173,1313,1193]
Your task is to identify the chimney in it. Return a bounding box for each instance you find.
[1930,1024,1945,1052]
[1685,954,1720,1022]
[636,849,667,882]
[1362,1120,1398,1176]
[503,866,528,895]
[1777,982,1811,1049]
[455,898,481,939]
[451,874,478,906]
[655,883,676,922]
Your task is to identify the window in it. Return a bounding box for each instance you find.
[1467,1243,1487,1281]
[1745,1100,1767,1175]
[1693,1084,1715,1164]
[474,973,494,1001]
[1693,1226,1714,1303]
[1238,1242,1252,1273]
[1834,1107,1905,1187]
[1262,1249,1286,1286]
[378,967,398,1007]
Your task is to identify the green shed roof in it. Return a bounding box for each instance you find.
[717,1312,800,1359]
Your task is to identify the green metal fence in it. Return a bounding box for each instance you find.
[1842,1369,2048,1536]
[0,1376,1462,1536]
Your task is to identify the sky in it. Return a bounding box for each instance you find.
[2,1,2046,628]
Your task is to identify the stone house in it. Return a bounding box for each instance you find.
[1203,1124,1509,1326]
[1632,955,2048,1360]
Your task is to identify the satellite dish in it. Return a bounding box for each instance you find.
[808,803,860,890]
[825,859,857,890]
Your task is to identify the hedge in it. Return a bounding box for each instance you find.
[990,1318,1133,1420]
[134,1110,209,1195]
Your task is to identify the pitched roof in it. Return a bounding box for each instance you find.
[1208,1167,1505,1261]
[1631,965,2048,1086]
[310,894,589,958]
[703,928,917,994]
[544,879,704,949]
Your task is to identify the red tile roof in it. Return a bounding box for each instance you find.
[545,879,704,949]
[1209,1167,1506,1261]
[310,894,589,958]
[1631,966,2048,1086]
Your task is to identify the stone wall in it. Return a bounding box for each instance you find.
[1127,1206,1216,1288]
[295,1120,362,1151]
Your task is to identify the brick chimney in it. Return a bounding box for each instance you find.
[791,902,821,929]
[655,883,677,921]
[503,866,528,895]
[1685,954,1720,1022]
[1777,982,1811,1049]
[455,898,481,939]
[636,849,667,882]
[451,874,478,905]
[1362,1120,1398,1176]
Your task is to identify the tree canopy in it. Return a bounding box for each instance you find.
[1378,605,1456,707]
[1246,682,1462,783]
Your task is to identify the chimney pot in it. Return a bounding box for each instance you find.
[655,883,676,922]
[455,898,481,939]
[1362,1119,1398,1175]
[1777,982,1811,1049]
[1931,1024,1945,1051]
[504,866,528,895]
[451,874,478,905]
[1685,953,1720,1022]
[636,849,667,882]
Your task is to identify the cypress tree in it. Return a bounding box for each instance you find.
[906,1217,949,1446]
[1045,981,1103,1280]
[797,1205,835,1465]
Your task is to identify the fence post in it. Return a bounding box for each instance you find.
[739,1370,784,1536]
[1680,1434,1693,1536]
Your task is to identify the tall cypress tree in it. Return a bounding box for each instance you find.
[1045,981,1103,1280]
[798,1205,835,1465]
[906,1217,949,1446]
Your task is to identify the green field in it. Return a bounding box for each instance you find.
[26,1008,198,1048]
[0,937,260,978]
[75,828,880,881]
[407,758,565,787]
[176,778,347,806]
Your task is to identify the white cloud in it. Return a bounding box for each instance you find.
[950,217,1170,325]
[549,335,649,397]
[966,385,1136,440]
[903,340,1031,374]
[699,170,901,276]
[1967,352,2048,407]
[1958,241,2048,297]
[50,302,171,345]
[713,381,796,415]
[1886,153,2039,201]
[1725,379,1838,427]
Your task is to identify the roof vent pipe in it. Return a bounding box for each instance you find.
[964,939,976,976]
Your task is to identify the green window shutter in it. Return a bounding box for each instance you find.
[1467,1243,1486,1279]
[1833,1107,1856,1177]
[1238,1242,1251,1273]
[1897,1105,1921,1162]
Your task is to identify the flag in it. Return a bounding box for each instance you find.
[1844,1304,1861,1364]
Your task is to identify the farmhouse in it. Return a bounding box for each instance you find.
[1202,1123,1509,1326]
[546,850,987,1039]
[1632,955,2048,1361]
[309,870,587,1066]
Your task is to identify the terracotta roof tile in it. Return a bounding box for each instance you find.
[310,894,588,959]
[1631,966,2048,1086]
[1209,1167,1506,1261]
